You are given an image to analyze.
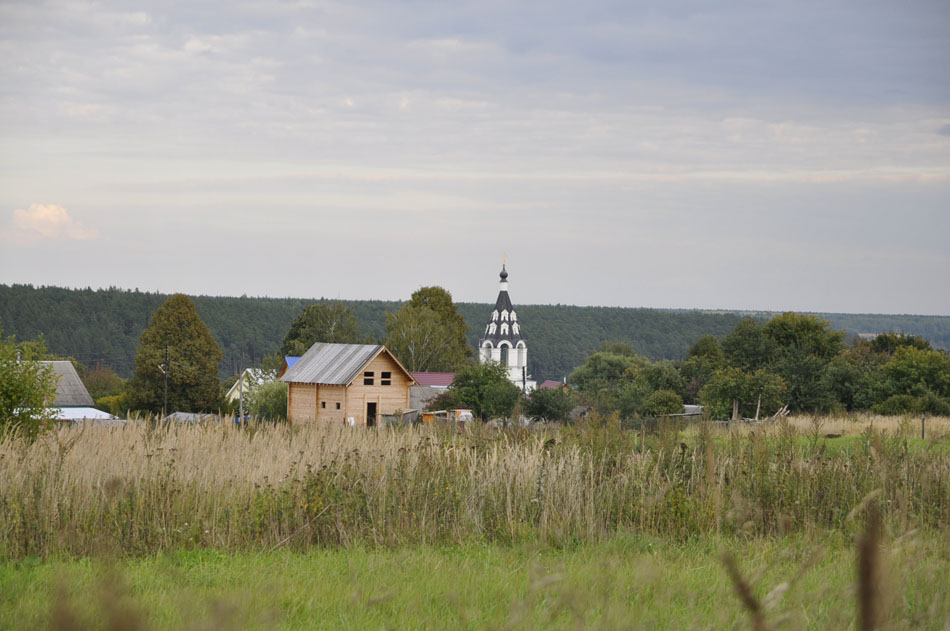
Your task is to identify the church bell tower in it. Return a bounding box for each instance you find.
[478,264,535,392]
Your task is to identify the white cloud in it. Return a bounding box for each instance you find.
[2,204,99,242]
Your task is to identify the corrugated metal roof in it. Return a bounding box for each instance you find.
[42,361,94,406]
[280,343,384,385]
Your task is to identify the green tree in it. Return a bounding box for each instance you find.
[525,386,574,423]
[870,332,933,355]
[451,362,521,421]
[722,319,776,372]
[680,335,725,403]
[642,389,684,416]
[281,302,363,356]
[83,365,124,400]
[247,380,288,421]
[824,343,888,411]
[699,367,787,420]
[127,294,223,414]
[407,286,472,361]
[385,304,468,372]
[880,346,950,399]
[0,325,57,438]
[569,351,646,394]
[763,313,845,412]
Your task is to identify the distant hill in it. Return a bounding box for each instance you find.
[1,284,948,381]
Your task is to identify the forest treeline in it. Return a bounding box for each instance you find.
[1,283,949,381]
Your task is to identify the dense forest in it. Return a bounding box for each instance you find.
[1,284,948,382]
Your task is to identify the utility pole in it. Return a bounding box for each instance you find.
[239,368,244,422]
[163,345,169,419]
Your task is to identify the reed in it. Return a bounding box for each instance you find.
[1,414,948,559]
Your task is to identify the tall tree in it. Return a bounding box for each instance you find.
[385,305,466,371]
[0,324,57,438]
[406,286,472,360]
[127,294,223,414]
[281,302,363,356]
[450,362,521,421]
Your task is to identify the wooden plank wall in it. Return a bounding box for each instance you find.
[317,385,346,424]
[345,353,411,425]
[288,383,317,423]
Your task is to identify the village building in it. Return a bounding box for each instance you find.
[478,265,536,392]
[225,368,276,404]
[280,343,415,426]
[41,360,115,421]
[277,356,300,378]
[409,371,455,410]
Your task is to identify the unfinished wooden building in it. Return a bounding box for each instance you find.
[280,343,415,426]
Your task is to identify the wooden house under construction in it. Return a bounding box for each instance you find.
[279,343,415,426]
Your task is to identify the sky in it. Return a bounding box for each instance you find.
[1,0,948,314]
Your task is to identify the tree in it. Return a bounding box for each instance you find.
[385,304,468,372]
[281,302,363,356]
[722,319,776,372]
[247,380,288,421]
[127,294,223,414]
[569,351,646,394]
[681,335,725,403]
[642,389,684,416]
[83,365,124,400]
[762,313,845,361]
[450,362,521,421]
[0,325,57,438]
[699,367,786,420]
[406,286,472,361]
[880,346,950,399]
[870,332,932,355]
[762,313,845,412]
[525,386,574,423]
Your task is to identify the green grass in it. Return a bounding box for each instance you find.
[2,534,948,630]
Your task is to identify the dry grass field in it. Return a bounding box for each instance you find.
[2,414,949,557]
[2,415,949,629]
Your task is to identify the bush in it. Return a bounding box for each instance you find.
[525,386,573,423]
[873,393,950,416]
[247,380,288,421]
[643,389,684,416]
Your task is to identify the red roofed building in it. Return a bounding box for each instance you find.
[409,372,456,388]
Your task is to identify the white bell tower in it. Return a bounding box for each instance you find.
[477,264,535,392]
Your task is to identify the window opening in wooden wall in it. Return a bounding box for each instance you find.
[321,401,326,408]
[336,402,341,409]
[381,371,391,386]
[364,371,374,385]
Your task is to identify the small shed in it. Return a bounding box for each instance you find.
[280,343,415,427]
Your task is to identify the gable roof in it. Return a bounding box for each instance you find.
[42,361,94,406]
[279,343,414,386]
[410,372,455,388]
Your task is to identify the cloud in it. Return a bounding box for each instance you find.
[2,204,99,242]
[938,124,950,137]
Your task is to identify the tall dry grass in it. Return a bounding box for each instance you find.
[1,415,948,558]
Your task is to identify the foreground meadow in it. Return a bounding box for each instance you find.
[1,414,949,628]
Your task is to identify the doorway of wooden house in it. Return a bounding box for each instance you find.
[366,402,377,427]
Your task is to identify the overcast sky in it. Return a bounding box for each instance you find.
[1,0,948,314]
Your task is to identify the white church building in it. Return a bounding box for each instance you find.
[478,265,536,392]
